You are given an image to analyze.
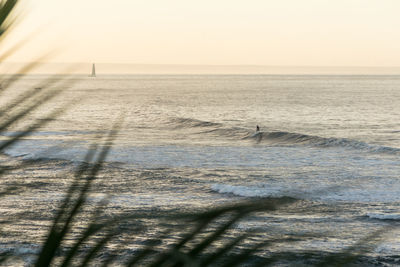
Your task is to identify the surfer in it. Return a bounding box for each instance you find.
[255,125,262,143]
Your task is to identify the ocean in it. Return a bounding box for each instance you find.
[1,74,400,265]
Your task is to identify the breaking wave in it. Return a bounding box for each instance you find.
[244,131,400,154]
[169,117,400,155]
[211,184,284,198]
[211,183,400,203]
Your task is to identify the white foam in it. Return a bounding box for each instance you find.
[211,184,286,198]
[211,183,400,203]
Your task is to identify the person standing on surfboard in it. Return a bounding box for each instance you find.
[256,125,260,132]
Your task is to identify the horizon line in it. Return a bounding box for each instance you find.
[2,62,400,75]
[3,62,400,68]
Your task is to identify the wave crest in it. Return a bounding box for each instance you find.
[168,117,222,128]
[168,117,400,155]
[245,131,400,155]
[366,213,400,221]
[211,183,296,198]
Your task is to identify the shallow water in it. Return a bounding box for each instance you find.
[1,75,400,265]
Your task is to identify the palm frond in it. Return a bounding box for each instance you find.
[315,227,394,267]
[34,120,123,267]
[0,0,18,37]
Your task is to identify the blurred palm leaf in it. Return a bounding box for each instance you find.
[35,121,123,267]
[0,2,77,264]
[0,0,17,37]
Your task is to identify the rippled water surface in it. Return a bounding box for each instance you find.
[1,75,400,265]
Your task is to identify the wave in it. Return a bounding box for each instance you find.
[211,183,400,203]
[168,117,400,155]
[244,131,400,154]
[167,117,253,138]
[198,127,251,138]
[211,184,279,198]
[211,184,307,200]
[168,117,222,128]
[366,213,400,221]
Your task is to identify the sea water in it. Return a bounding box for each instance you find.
[1,75,400,265]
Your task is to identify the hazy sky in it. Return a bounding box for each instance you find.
[3,0,400,66]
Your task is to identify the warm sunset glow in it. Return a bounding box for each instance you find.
[3,0,400,67]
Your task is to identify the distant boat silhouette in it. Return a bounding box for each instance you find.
[89,63,96,77]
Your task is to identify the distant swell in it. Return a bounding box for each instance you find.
[366,213,400,221]
[168,117,222,128]
[198,127,251,138]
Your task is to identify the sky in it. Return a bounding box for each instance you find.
[2,0,400,68]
